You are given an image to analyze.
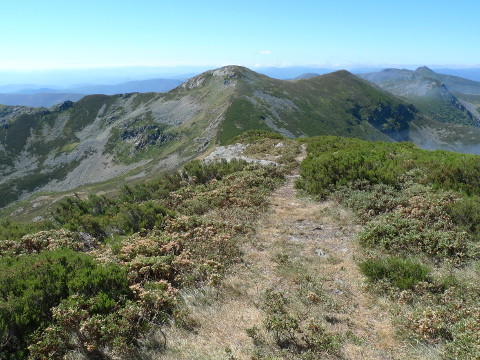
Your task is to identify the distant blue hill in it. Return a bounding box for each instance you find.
[0,78,184,107]
[0,93,85,108]
[66,78,183,95]
[432,68,480,82]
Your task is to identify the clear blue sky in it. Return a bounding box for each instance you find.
[1,0,479,70]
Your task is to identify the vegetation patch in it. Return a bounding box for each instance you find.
[298,135,480,358]
[219,98,271,144]
[0,143,286,359]
[359,256,431,290]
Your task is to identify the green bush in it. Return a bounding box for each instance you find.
[358,212,469,259]
[53,195,117,240]
[260,290,341,355]
[332,182,404,222]
[0,249,130,360]
[182,158,249,185]
[120,172,183,203]
[0,218,49,242]
[298,136,480,197]
[114,201,173,234]
[448,195,480,238]
[359,256,431,290]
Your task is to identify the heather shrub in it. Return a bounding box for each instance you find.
[332,182,404,222]
[0,249,130,360]
[359,257,431,290]
[0,228,93,255]
[358,212,469,259]
[257,290,341,356]
[0,218,49,242]
[298,136,480,197]
[182,158,249,184]
[113,201,173,234]
[447,195,480,238]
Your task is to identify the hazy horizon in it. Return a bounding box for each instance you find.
[2,64,480,88]
[2,0,479,75]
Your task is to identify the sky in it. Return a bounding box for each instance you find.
[0,0,479,73]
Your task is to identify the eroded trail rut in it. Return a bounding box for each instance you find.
[162,164,422,359]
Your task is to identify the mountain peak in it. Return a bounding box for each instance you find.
[180,65,262,90]
[415,66,435,74]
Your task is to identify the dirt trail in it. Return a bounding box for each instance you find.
[255,174,406,359]
[161,156,421,359]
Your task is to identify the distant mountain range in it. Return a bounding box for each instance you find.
[2,65,480,208]
[3,66,480,108]
[0,93,86,108]
[0,78,184,107]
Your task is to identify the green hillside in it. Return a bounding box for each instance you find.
[219,70,418,143]
[359,67,479,127]
[2,65,480,210]
[416,66,480,95]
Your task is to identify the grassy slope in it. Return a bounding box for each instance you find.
[359,69,479,127]
[220,69,420,143]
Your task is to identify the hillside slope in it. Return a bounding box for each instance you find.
[2,65,480,208]
[359,67,480,126]
[2,135,479,359]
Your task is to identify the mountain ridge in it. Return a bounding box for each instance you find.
[359,67,480,127]
[2,65,480,209]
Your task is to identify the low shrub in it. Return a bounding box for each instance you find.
[0,249,130,360]
[448,195,480,238]
[358,212,469,260]
[259,290,341,356]
[182,158,249,185]
[298,136,480,198]
[359,256,431,290]
[332,182,404,222]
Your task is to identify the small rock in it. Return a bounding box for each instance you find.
[315,248,328,257]
[325,315,341,324]
[274,142,284,148]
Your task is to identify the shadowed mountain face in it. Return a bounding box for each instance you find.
[359,67,480,127]
[1,65,480,208]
